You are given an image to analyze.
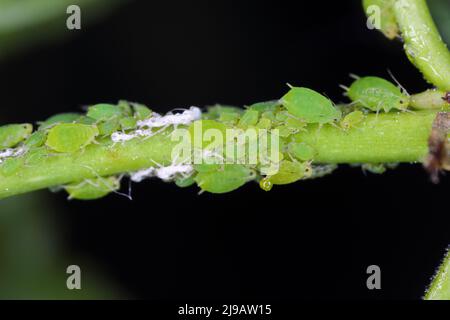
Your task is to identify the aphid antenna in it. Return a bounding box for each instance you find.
[387,69,410,96]
[142,124,169,141]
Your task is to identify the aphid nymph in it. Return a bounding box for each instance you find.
[344,76,410,113]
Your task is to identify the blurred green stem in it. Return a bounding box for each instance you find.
[394,0,450,90]
[425,249,450,300]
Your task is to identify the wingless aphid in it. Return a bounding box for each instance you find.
[344,76,410,112]
[64,176,121,200]
[280,86,342,125]
[0,123,33,149]
[46,123,99,153]
[194,164,253,194]
[340,110,365,131]
[267,160,310,185]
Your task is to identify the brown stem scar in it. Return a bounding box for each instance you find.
[443,92,450,104]
[424,112,450,183]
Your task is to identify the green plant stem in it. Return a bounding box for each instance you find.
[425,248,450,300]
[0,110,439,200]
[394,0,450,91]
[300,110,436,163]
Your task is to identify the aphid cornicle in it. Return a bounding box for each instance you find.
[281,87,342,124]
[46,123,99,153]
[0,123,33,149]
[345,76,410,112]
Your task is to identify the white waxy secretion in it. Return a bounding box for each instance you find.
[111,107,202,143]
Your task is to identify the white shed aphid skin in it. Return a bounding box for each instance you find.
[137,107,202,129]
[130,156,194,183]
[303,164,338,180]
[111,107,202,144]
[0,146,27,164]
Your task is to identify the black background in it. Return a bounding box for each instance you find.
[1,0,448,300]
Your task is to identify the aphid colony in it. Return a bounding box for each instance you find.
[0,76,448,199]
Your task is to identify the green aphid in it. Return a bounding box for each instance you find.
[0,157,24,177]
[274,125,295,138]
[24,131,47,148]
[275,111,289,122]
[131,103,152,120]
[345,76,409,112]
[362,163,387,174]
[281,86,342,124]
[289,142,316,161]
[285,116,307,130]
[118,100,133,116]
[340,110,365,131]
[65,176,120,200]
[0,123,33,149]
[363,0,399,40]
[25,147,48,166]
[259,177,273,192]
[238,109,259,127]
[97,119,121,136]
[46,123,99,153]
[256,118,272,130]
[195,164,253,194]
[87,104,124,121]
[38,113,81,129]
[205,104,243,120]
[188,120,228,149]
[219,112,240,125]
[194,163,222,173]
[120,117,138,130]
[75,116,96,125]
[410,89,450,110]
[175,176,196,188]
[248,100,280,113]
[261,111,276,121]
[268,160,309,185]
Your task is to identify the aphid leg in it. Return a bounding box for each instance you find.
[79,164,131,200]
[339,85,350,97]
[349,73,360,80]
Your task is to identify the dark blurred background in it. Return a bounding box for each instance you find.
[0,0,449,300]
